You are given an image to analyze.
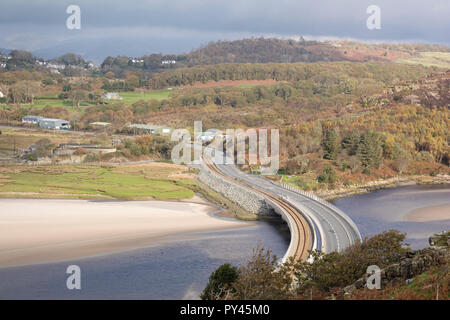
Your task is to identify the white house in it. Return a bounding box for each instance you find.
[102,92,123,100]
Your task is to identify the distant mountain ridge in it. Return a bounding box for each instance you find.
[0,48,12,55]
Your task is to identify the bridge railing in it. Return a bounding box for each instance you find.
[276,182,362,242]
[200,157,316,262]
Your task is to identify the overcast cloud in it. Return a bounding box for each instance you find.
[0,0,448,62]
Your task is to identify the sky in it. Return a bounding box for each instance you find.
[0,0,449,63]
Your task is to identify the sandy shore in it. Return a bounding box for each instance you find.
[405,203,450,222]
[0,199,251,267]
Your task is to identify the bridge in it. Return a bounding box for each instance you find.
[200,149,362,262]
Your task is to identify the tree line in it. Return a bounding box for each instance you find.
[149,61,432,89]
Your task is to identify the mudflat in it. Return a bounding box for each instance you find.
[0,199,249,267]
[405,203,450,222]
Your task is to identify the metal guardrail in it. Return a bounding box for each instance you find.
[277,182,362,242]
[200,159,314,262]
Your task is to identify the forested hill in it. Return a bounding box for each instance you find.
[101,38,342,76]
[100,38,450,77]
[184,38,335,64]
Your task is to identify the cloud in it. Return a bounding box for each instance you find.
[0,0,448,60]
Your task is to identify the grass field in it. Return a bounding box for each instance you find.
[0,89,172,112]
[0,163,196,200]
[396,52,450,69]
[119,90,172,104]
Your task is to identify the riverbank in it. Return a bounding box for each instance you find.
[0,198,252,268]
[315,174,450,201]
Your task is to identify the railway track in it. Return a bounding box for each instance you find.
[202,156,312,261]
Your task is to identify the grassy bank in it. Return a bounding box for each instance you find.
[0,163,196,200]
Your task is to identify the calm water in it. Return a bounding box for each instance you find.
[1,184,448,299]
[0,218,289,299]
[332,184,450,249]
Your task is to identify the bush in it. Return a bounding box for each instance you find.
[201,263,238,300]
[203,246,294,300]
[73,147,88,155]
[204,230,410,299]
[83,153,101,162]
[292,230,408,293]
[318,165,337,185]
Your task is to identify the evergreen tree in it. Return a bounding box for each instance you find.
[322,129,339,160]
[342,130,360,156]
[357,130,383,168]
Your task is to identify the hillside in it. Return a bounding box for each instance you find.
[100,38,450,78]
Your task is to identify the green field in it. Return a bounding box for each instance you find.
[396,52,450,69]
[119,90,172,104]
[0,164,195,200]
[1,89,172,112]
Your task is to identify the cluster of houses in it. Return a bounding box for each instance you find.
[0,52,95,73]
[0,52,10,68]
[161,60,176,65]
[22,116,71,130]
[43,61,95,74]
[129,58,144,65]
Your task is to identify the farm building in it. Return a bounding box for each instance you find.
[38,118,71,130]
[90,122,111,130]
[22,115,44,124]
[102,92,123,100]
[53,144,116,156]
[90,121,111,127]
[127,124,172,135]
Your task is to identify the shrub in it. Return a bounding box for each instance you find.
[318,165,337,185]
[73,147,88,155]
[201,263,238,300]
[293,230,408,293]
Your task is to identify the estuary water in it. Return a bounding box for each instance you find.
[332,184,450,249]
[0,184,448,299]
[0,217,289,299]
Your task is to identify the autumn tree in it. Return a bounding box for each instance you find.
[69,89,88,108]
[228,246,293,300]
[23,80,41,104]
